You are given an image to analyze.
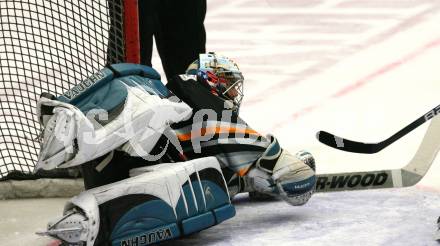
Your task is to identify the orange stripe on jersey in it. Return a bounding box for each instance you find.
[177,126,260,142]
[237,166,251,177]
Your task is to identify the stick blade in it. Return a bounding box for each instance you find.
[316,130,380,154]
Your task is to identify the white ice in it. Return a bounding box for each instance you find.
[2,0,440,245]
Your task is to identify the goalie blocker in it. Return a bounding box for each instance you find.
[37,157,236,245]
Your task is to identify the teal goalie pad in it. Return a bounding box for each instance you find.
[38,157,236,246]
[58,63,169,115]
[36,63,192,170]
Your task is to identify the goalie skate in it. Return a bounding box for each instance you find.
[37,157,235,245]
[36,210,88,244]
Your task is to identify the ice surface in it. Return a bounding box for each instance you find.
[2,0,440,245]
[169,190,440,246]
[1,190,439,245]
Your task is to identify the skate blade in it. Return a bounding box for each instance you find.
[36,227,83,237]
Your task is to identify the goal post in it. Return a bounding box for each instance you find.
[0,0,140,195]
[124,0,140,63]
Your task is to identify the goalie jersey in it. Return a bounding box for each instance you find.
[75,64,270,191]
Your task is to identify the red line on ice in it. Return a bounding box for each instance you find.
[332,38,440,98]
[416,184,440,193]
[270,37,440,131]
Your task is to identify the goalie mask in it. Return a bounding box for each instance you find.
[186,52,244,111]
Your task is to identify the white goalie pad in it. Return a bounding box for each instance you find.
[90,156,227,209]
[36,84,192,170]
[42,157,227,245]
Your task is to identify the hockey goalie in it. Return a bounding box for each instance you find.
[35,53,317,245]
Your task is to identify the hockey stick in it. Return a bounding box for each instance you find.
[316,104,440,154]
[315,115,440,192]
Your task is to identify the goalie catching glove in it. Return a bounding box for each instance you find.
[245,135,316,206]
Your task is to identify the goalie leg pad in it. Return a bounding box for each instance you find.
[40,157,235,245]
[36,64,192,170]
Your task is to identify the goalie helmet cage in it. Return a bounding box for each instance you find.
[0,0,140,180]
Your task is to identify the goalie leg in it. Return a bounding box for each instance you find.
[38,157,235,245]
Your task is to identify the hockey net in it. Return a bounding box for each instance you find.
[0,0,139,196]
